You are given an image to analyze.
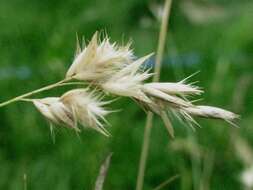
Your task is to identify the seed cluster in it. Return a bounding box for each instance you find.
[3,32,239,137]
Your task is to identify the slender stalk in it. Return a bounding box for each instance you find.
[0,78,71,107]
[94,153,113,190]
[16,82,86,103]
[57,82,86,86]
[153,0,172,83]
[136,112,154,190]
[136,1,172,190]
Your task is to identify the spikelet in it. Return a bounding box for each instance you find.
[141,84,192,107]
[61,89,111,136]
[66,32,133,81]
[101,54,153,103]
[33,97,78,131]
[141,74,203,108]
[181,105,239,127]
[143,82,203,96]
[136,84,238,137]
[33,89,112,136]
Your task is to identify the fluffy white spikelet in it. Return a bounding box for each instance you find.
[101,54,153,103]
[66,32,133,81]
[33,97,78,131]
[33,89,112,136]
[61,89,111,136]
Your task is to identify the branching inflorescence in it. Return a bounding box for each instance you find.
[0,32,239,137]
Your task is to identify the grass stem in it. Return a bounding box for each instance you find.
[0,78,71,107]
[136,1,172,190]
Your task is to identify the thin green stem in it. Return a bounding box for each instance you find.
[20,98,33,102]
[136,1,172,190]
[153,0,172,83]
[0,78,71,107]
[136,112,154,190]
[17,82,85,103]
[57,82,86,86]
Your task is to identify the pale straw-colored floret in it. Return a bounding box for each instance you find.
[141,84,192,107]
[61,89,111,136]
[33,97,78,131]
[101,54,153,103]
[66,32,133,81]
[33,89,112,136]
[143,81,203,96]
[141,75,202,108]
[181,105,239,127]
[137,93,239,137]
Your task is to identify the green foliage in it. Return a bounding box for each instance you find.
[0,0,252,189]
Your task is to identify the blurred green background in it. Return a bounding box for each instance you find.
[0,0,252,189]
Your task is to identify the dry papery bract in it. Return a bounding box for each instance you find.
[33,89,111,136]
[0,32,239,137]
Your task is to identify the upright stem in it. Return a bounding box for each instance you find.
[0,78,70,107]
[136,112,154,190]
[136,1,172,190]
[153,0,172,83]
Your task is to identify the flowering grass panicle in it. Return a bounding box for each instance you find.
[0,31,239,137]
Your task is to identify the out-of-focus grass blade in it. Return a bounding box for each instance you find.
[94,153,113,190]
